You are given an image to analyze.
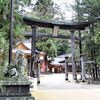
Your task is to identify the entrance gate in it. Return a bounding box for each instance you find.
[23,16,90,82]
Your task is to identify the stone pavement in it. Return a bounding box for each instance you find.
[31,73,100,100]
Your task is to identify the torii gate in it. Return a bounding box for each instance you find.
[23,16,90,81]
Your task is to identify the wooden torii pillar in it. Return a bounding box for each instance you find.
[70,29,77,80]
[31,25,37,78]
[65,56,69,80]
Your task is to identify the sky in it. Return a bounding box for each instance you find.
[53,0,75,21]
[26,0,75,21]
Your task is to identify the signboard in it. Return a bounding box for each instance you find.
[42,62,45,72]
[52,25,59,36]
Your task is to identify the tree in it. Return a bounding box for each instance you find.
[0,0,31,40]
[72,0,100,79]
[0,0,32,75]
[36,38,57,58]
[33,0,63,20]
[54,39,69,55]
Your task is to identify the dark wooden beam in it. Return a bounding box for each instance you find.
[25,33,85,40]
[23,16,90,30]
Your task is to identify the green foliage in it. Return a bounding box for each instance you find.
[0,33,9,65]
[0,0,31,77]
[0,35,8,82]
[0,73,3,80]
[33,0,63,20]
[37,38,57,58]
[73,0,100,22]
[72,0,100,68]
[54,39,70,55]
[72,0,85,22]
[34,0,55,19]
[0,0,31,41]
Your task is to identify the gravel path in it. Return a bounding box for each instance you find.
[32,73,100,100]
[37,73,100,90]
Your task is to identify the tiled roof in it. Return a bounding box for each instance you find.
[13,40,45,54]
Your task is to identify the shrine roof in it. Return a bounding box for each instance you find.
[23,16,90,30]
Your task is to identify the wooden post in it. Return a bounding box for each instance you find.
[27,55,31,76]
[9,0,14,64]
[70,29,77,80]
[65,56,69,80]
[79,31,82,80]
[45,54,48,73]
[36,53,40,84]
[79,31,82,56]
[31,25,36,78]
[80,54,86,81]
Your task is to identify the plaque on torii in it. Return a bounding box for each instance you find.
[52,25,59,36]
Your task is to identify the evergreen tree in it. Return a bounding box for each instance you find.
[72,0,100,79]
[54,39,69,55]
[0,0,31,74]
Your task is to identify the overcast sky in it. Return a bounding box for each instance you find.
[53,0,75,21]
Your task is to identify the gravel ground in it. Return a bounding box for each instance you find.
[31,73,100,100]
[37,73,100,90]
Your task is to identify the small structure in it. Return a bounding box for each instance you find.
[13,40,46,59]
[0,50,34,100]
[49,55,67,73]
[49,54,81,73]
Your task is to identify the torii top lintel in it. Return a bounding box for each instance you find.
[23,16,90,30]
